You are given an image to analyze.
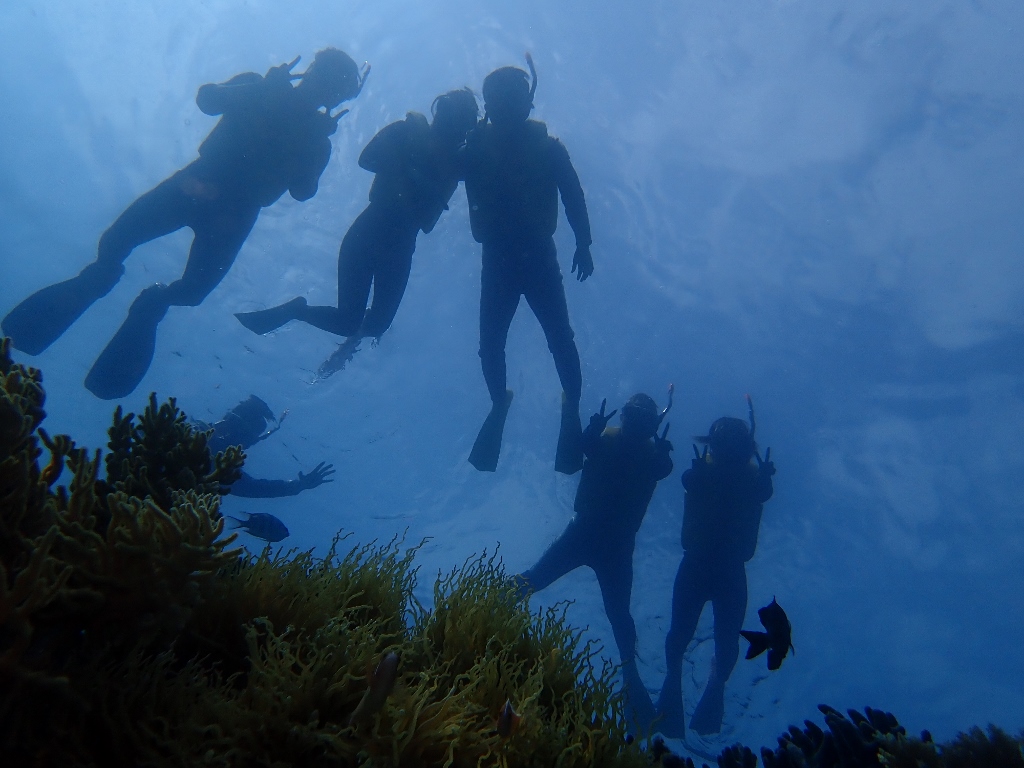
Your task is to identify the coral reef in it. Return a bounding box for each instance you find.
[0,337,646,767]
[649,705,1024,768]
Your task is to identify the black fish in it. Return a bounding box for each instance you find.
[740,597,794,670]
[226,511,289,542]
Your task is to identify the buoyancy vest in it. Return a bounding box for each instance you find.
[573,427,670,539]
[681,459,771,563]
[196,73,336,207]
[365,113,461,234]
[464,119,564,244]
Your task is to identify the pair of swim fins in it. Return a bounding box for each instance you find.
[2,269,165,400]
[469,391,583,474]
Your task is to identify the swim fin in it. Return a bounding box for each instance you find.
[469,389,514,472]
[554,393,584,475]
[235,297,307,335]
[85,286,168,400]
[2,263,122,355]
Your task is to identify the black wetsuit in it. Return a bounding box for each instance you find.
[2,68,337,398]
[521,424,673,664]
[463,119,591,405]
[658,455,774,734]
[296,112,462,338]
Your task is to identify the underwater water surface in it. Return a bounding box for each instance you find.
[2,0,1023,756]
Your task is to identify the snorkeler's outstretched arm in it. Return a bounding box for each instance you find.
[227,461,334,498]
[552,140,594,281]
[297,461,336,490]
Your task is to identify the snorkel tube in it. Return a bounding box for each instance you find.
[525,51,538,100]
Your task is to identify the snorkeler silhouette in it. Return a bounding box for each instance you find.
[2,49,367,400]
[235,88,480,376]
[463,54,594,474]
[198,395,335,498]
[656,396,775,738]
[516,391,673,730]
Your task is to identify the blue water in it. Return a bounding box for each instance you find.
[2,0,1023,756]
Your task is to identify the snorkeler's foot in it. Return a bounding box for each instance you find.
[654,679,686,738]
[2,262,123,355]
[234,297,307,335]
[315,335,362,381]
[469,390,514,472]
[554,393,584,475]
[689,682,725,735]
[85,285,168,400]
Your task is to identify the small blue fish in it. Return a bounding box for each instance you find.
[225,511,289,542]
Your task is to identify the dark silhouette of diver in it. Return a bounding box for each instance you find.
[234,88,480,363]
[516,392,673,730]
[2,48,368,400]
[656,397,775,738]
[463,55,594,474]
[196,395,335,498]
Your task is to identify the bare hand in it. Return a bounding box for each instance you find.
[755,447,776,476]
[266,55,301,84]
[298,461,336,489]
[588,398,617,431]
[571,244,594,282]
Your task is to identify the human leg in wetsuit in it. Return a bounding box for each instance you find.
[235,205,418,339]
[592,542,656,731]
[689,560,746,735]
[2,168,214,355]
[657,555,747,737]
[518,526,653,730]
[470,238,583,472]
[83,171,260,399]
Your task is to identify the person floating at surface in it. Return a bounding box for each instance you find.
[2,48,368,400]
[197,395,335,498]
[235,88,480,373]
[462,54,594,474]
[516,392,673,731]
[656,396,775,738]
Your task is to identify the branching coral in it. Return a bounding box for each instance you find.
[102,392,243,512]
[0,337,242,761]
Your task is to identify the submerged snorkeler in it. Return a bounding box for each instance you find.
[656,396,775,738]
[197,395,335,499]
[516,390,674,731]
[234,88,480,376]
[463,55,594,474]
[2,48,367,399]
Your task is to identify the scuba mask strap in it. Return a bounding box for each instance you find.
[525,52,538,99]
[746,393,756,439]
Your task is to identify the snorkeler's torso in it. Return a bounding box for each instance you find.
[573,428,664,538]
[464,119,562,245]
[366,113,462,234]
[681,460,770,563]
[195,73,335,207]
